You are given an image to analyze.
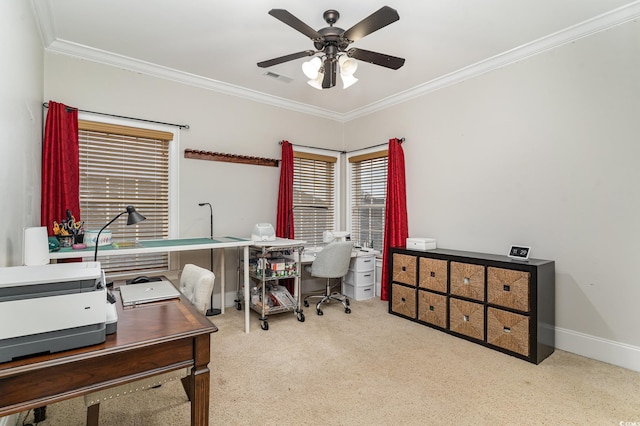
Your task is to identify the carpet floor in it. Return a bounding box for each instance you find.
[18,297,640,425]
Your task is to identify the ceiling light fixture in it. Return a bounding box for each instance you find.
[302,54,358,90]
[258,7,404,90]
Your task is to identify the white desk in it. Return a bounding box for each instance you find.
[299,246,378,264]
[49,236,254,333]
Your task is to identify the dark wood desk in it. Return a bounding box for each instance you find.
[0,289,217,425]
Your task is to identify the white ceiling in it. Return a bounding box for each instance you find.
[34,0,640,120]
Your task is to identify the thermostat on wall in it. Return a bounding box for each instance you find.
[508,245,531,261]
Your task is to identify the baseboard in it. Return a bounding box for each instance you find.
[555,327,640,372]
[0,414,19,426]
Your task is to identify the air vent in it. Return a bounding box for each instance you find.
[263,71,293,83]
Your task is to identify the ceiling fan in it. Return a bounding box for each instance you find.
[257,6,405,89]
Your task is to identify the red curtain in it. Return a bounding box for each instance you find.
[380,138,408,301]
[41,101,80,236]
[275,141,295,293]
[276,141,294,239]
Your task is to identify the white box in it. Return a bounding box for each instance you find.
[406,237,437,251]
[342,282,374,301]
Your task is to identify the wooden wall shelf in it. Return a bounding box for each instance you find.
[184,149,279,167]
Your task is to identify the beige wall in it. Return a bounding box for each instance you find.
[0,0,44,267]
[345,20,640,362]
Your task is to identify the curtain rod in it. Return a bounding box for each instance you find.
[42,103,190,130]
[279,141,345,154]
[279,137,404,154]
[347,138,405,154]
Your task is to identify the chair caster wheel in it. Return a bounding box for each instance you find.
[298,312,305,322]
[304,300,309,307]
[345,307,351,314]
[236,302,242,310]
[345,298,350,306]
[316,309,323,316]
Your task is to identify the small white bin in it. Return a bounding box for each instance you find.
[342,282,374,301]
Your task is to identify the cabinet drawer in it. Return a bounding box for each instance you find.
[392,254,417,286]
[343,283,374,301]
[449,297,484,341]
[350,255,375,272]
[418,290,447,329]
[450,262,485,301]
[487,307,530,357]
[390,283,416,319]
[344,269,375,286]
[487,267,530,312]
[419,258,447,293]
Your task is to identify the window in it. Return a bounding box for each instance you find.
[78,119,175,276]
[348,150,388,251]
[292,150,338,247]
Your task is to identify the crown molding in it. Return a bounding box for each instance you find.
[45,39,345,122]
[30,0,56,48]
[39,1,640,123]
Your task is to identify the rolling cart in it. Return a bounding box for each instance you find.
[235,239,306,330]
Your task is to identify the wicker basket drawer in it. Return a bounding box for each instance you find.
[419,258,447,293]
[487,267,530,312]
[417,290,447,329]
[449,297,484,341]
[392,254,417,286]
[487,307,530,357]
[450,262,485,301]
[390,283,416,319]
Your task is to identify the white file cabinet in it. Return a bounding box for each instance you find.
[342,253,375,300]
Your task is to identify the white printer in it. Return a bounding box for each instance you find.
[0,262,108,363]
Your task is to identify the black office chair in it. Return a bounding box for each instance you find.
[303,241,353,315]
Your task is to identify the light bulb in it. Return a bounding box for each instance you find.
[338,55,358,76]
[308,71,324,90]
[302,57,322,79]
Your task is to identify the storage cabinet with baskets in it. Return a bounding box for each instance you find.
[389,247,555,364]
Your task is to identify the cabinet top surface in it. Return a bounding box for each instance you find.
[392,247,553,266]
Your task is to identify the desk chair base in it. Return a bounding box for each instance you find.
[303,279,351,315]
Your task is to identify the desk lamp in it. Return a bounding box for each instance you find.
[94,205,146,261]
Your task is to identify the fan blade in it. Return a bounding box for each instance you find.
[269,9,323,41]
[348,48,405,70]
[342,6,400,43]
[322,58,337,89]
[257,50,315,68]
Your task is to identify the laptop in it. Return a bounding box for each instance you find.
[119,280,181,307]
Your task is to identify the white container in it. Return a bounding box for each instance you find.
[350,254,375,272]
[23,226,50,265]
[406,237,437,251]
[342,282,374,301]
[85,230,112,247]
[344,269,375,287]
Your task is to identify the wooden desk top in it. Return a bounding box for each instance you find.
[0,288,217,379]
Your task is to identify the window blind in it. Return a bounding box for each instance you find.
[293,151,336,247]
[78,120,172,275]
[349,150,388,251]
